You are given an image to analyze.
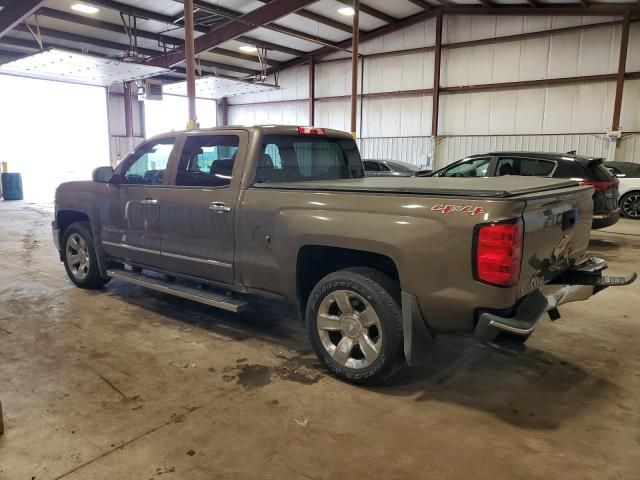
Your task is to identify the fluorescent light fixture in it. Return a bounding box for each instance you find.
[338,6,355,16]
[239,45,258,53]
[71,3,100,14]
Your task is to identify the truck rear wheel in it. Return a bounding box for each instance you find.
[62,221,110,290]
[306,267,405,385]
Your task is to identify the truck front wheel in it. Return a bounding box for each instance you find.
[306,267,405,385]
[62,221,110,290]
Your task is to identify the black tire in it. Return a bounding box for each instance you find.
[306,267,405,385]
[62,221,110,289]
[619,191,640,219]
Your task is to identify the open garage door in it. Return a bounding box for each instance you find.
[0,74,109,203]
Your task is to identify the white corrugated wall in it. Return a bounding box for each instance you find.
[227,15,640,167]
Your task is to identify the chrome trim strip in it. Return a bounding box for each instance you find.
[162,251,232,269]
[102,241,161,255]
[102,241,232,269]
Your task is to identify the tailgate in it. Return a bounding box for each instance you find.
[517,185,594,298]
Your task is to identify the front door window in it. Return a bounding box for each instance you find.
[121,138,176,185]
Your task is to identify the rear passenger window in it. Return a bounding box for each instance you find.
[175,135,239,187]
[496,158,554,177]
[535,160,555,176]
[256,135,364,183]
[363,161,382,171]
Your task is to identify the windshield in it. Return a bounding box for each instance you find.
[386,161,420,173]
[441,157,491,177]
[256,135,364,183]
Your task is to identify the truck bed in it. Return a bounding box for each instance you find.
[253,176,581,198]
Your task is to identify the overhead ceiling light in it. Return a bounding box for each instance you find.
[71,3,100,14]
[239,45,258,53]
[338,7,355,16]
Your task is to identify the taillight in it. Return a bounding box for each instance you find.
[474,219,523,287]
[298,126,327,135]
[579,178,619,192]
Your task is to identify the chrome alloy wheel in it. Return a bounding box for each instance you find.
[622,193,640,218]
[66,233,90,281]
[316,289,383,369]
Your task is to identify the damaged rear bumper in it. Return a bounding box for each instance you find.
[474,257,636,343]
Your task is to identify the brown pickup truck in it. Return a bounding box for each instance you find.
[52,126,636,384]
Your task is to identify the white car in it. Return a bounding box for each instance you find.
[605,162,640,219]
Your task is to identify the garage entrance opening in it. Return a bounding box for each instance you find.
[0,74,110,203]
[144,95,216,138]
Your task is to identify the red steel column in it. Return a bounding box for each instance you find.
[123,81,133,138]
[431,10,443,137]
[184,0,197,128]
[350,0,360,138]
[612,12,630,131]
[309,57,315,126]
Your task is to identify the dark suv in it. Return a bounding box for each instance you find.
[423,152,620,229]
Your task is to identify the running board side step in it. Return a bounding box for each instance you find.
[107,269,248,313]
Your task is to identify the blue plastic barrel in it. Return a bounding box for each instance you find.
[1,173,24,200]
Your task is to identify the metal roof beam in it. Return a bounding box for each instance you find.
[443,5,638,15]
[268,9,438,74]
[11,24,260,75]
[254,0,354,34]
[91,0,303,57]
[235,36,305,57]
[36,7,282,67]
[0,0,46,38]
[87,0,192,27]
[170,0,336,49]
[406,0,434,10]
[335,0,397,23]
[148,0,320,68]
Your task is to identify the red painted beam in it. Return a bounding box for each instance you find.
[148,0,319,68]
[612,13,630,131]
[350,0,359,137]
[267,9,438,74]
[0,0,46,38]
[431,11,443,137]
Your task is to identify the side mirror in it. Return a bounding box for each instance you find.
[92,166,115,183]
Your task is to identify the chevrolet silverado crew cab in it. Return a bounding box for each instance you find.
[52,126,636,384]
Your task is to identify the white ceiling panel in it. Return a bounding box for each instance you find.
[245,26,320,53]
[220,39,296,62]
[100,0,183,16]
[163,76,280,99]
[0,48,169,86]
[44,0,183,36]
[358,0,420,18]
[270,14,351,43]
[304,0,386,31]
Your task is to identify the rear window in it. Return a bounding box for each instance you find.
[553,161,588,179]
[589,163,614,181]
[257,135,364,183]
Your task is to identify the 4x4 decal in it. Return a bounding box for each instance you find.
[431,204,485,216]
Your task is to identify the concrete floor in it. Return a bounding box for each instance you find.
[0,200,639,480]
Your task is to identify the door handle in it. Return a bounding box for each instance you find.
[140,199,158,206]
[209,202,231,213]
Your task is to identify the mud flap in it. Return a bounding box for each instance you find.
[401,292,433,366]
[93,237,110,281]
